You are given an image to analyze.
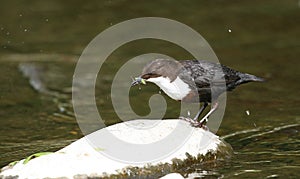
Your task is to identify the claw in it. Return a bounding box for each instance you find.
[179,116,208,130]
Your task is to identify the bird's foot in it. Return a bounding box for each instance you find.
[179,116,195,124]
[179,116,209,130]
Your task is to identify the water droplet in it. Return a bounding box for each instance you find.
[0,27,4,31]
[245,110,250,115]
[253,123,257,127]
[24,28,28,32]
[59,106,65,112]
[6,32,10,35]
[228,29,232,33]
[19,14,23,17]
[187,111,191,116]
[138,86,141,90]
[45,18,49,22]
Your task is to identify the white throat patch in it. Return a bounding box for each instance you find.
[147,76,191,100]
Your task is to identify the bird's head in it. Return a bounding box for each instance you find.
[131,59,182,87]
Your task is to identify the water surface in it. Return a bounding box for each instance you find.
[0,0,299,178]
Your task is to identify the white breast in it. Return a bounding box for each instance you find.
[147,76,191,100]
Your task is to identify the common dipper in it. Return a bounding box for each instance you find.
[131,59,264,127]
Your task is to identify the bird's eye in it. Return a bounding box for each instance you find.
[142,73,161,79]
[141,74,151,79]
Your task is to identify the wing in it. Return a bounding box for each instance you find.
[179,60,241,90]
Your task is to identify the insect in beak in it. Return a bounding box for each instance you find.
[131,77,146,86]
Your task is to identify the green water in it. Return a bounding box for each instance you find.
[0,0,299,178]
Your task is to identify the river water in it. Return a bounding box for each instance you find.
[0,0,299,178]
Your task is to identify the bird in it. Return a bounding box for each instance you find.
[131,59,264,128]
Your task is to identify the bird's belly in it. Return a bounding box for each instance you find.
[160,85,187,100]
[147,76,191,101]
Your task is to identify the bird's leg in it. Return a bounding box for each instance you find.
[179,102,208,126]
[197,102,219,126]
[193,102,208,121]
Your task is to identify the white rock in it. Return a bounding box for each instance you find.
[159,173,184,179]
[0,119,230,179]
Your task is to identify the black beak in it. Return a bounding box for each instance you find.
[131,80,139,86]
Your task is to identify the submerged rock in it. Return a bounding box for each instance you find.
[0,119,232,179]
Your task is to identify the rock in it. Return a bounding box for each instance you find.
[159,173,184,179]
[0,119,232,179]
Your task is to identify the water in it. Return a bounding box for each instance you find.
[0,0,299,178]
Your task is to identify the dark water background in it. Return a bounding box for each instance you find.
[0,0,299,178]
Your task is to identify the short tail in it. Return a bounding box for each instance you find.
[237,73,265,85]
